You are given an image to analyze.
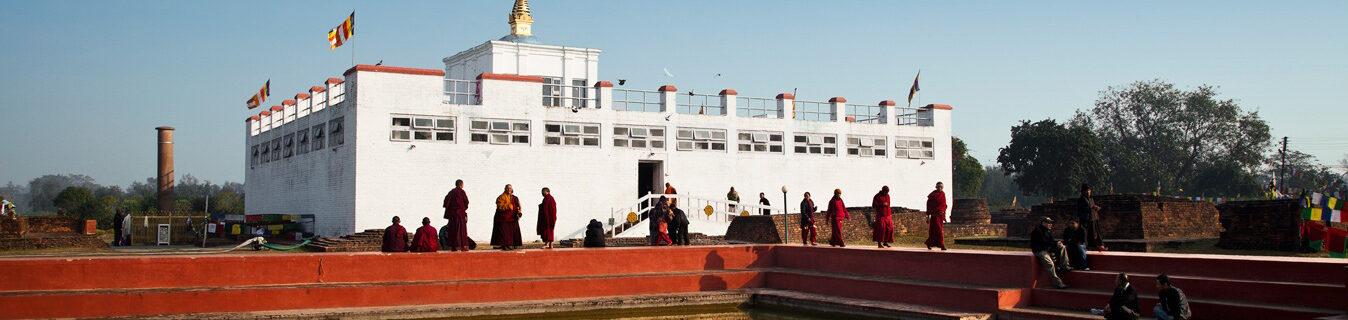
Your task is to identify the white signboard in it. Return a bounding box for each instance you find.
[157,224,171,245]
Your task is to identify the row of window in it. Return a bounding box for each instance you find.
[383,116,936,159]
[250,117,344,167]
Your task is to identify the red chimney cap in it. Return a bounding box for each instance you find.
[776,93,795,100]
[594,81,614,88]
[719,89,738,95]
[326,78,344,84]
[657,85,678,92]
[270,106,283,112]
[828,97,847,103]
[295,93,310,99]
[310,86,326,92]
[880,100,896,106]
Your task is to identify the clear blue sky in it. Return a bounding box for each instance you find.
[1,0,1345,187]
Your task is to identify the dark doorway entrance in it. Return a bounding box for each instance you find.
[637,161,663,198]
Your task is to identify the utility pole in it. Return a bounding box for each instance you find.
[1279,137,1289,194]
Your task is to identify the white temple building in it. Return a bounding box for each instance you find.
[243,0,953,240]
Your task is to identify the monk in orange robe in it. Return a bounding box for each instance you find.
[381,216,408,252]
[664,183,678,209]
[872,186,894,248]
[537,187,558,249]
[442,179,470,252]
[925,182,949,250]
[827,189,850,247]
[491,184,523,250]
[409,217,440,252]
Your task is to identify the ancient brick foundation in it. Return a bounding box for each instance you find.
[0,217,106,251]
[1216,199,1303,251]
[1023,195,1221,240]
[725,206,1006,244]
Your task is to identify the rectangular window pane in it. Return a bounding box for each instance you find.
[471,133,489,142]
[472,121,489,130]
[512,135,529,144]
[393,117,411,127]
[651,140,664,149]
[414,131,433,140]
[435,132,454,141]
[392,130,411,140]
[632,139,647,148]
[491,122,509,131]
[490,134,509,144]
[512,123,529,131]
[546,124,562,133]
[650,129,664,137]
[545,136,562,145]
[413,118,433,128]
[615,139,629,147]
[436,119,454,129]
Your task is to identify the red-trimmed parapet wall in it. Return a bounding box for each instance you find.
[0,246,1343,319]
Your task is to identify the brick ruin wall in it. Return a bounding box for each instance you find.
[1216,199,1303,251]
[1020,195,1221,240]
[726,205,1006,244]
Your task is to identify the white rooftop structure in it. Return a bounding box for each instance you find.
[243,1,953,240]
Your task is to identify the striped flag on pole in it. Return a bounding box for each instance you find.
[907,71,920,107]
[328,12,354,50]
[246,80,270,109]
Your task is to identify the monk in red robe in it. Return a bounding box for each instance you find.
[491,184,523,250]
[443,179,470,252]
[872,186,894,248]
[925,182,949,250]
[537,187,558,249]
[381,216,408,252]
[827,189,850,247]
[409,217,440,252]
[799,192,818,246]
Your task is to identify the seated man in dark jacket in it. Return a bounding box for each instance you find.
[1030,217,1071,288]
[584,219,606,248]
[1105,273,1140,320]
[1154,274,1191,320]
[1062,219,1090,270]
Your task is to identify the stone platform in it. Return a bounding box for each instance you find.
[0,245,1343,319]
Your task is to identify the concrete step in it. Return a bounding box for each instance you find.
[0,269,766,319]
[772,245,1037,288]
[1059,269,1346,310]
[748,288,991,320]
[1086,252,1348,284]
[761,268,1027,314]
[998,306,1155,320]
[1030,287,1342,320]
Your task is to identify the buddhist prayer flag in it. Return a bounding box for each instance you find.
[1328,227,1347,258]
[907,71,920,107]
[328,12,354,50]
[246,79,270,109]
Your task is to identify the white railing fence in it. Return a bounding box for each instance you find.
[792,100,834,122]
[676,93,726,116]
[543,83,595,108]
[607,193,785,237]
[736,96,779,118]
[613,89,662,112]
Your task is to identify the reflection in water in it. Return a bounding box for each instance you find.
[421,303,841,320]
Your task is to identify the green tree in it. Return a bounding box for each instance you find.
[209,191,245,215]
[951,137,985,198]
[1082,80,1269,194]
[52,186,94,216]
[997,119,1108,198]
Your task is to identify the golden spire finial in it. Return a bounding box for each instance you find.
[509,0,534,37]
